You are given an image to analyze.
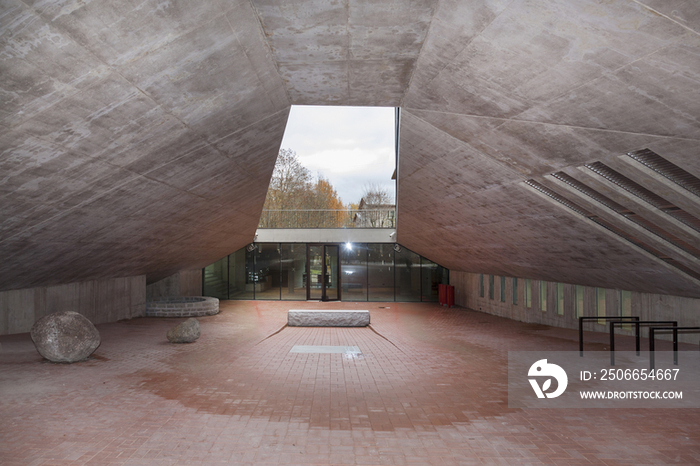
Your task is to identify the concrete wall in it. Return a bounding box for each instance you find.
[0,275,146,336]
[146,270,203,300]
[451,271,700,344]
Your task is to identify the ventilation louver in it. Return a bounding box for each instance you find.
[628,149,700,198]
[525,178,700,281]
[586,161,700,233]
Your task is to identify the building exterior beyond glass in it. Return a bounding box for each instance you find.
[203,243,448,302]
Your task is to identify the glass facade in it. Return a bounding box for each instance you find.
[308,245,324,300]
[281,244,306,301]
[254,243,281,299]
[341,244,368,301]
[204,243,448,302]
[422,256,446,302]
[367,244,395,302]
[394,247,420,302]
[231,248,254,300]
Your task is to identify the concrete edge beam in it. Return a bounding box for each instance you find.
[568,166,700,250]
[609,156,700,220]
[542,175,700,273]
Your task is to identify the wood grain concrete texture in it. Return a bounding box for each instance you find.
[395,0,700,298]
[1,0,700,300]
[0,0,290,291]
[2,300,700,465]
[451,270,700,345]
[0,275,146,335]
[146,270,203,301]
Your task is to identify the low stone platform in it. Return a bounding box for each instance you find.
[288,309,370,327]
[146,296,219,317]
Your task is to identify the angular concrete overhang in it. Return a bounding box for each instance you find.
[1,0,699,297]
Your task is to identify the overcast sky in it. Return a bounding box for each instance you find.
[279,105,396,206]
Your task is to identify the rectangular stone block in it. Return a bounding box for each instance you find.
[288,310,370,327]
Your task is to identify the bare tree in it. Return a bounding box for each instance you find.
[264,148,313,211]
[356,183,395,228]
[260,149,347,227]
[360,182,392,206]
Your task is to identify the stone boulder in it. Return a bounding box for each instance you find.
[30,311,101,363]
[167,318,200,343]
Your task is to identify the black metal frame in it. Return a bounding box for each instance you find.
[306,243,341,301]
[609,320,676,365]
[203,241,449,303]
[649,326,700,369]
[579,316,639,356]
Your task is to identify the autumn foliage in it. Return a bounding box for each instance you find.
[260,149,349,227]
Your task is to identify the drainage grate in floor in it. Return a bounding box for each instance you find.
[290,345,361,354]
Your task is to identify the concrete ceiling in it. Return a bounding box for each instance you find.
[1,0,699,297]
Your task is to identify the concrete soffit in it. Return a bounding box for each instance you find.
[2,0,700,300]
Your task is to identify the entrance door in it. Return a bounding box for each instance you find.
[324,245,339,301]
[307,244,340,301]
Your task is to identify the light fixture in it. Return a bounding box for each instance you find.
[345,242,352,251]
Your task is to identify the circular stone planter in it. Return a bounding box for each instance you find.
[145,296,219,318]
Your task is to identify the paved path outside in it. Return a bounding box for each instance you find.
[1,301,699,465]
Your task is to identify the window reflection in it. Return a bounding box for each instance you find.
[230,248,253,299]
[341,243,368,301]
[281,244,306,300]
[368,244,394,301]
[396,248,420,302]
[203,242,448,303]
[203,257,228,300]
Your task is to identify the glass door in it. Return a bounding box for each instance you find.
[308,245,323,300]
[324,245,339,301]
[307,244,340,301]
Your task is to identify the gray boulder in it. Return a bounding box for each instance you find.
[30,311,101,363]
[167,318,200,343]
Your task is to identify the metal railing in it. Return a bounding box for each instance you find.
[649,327,700,369]
[579,316,640,356]
[609,320,676,365]
[258,209,396,229]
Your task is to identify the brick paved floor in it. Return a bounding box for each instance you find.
[1,301,699,465]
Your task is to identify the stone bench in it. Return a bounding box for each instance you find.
[288,309,370,327]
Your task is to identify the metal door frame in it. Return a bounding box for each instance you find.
[306,244,341,301]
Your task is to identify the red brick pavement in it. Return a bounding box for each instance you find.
[1,301,699,465]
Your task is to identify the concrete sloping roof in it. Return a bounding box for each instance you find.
[1,0,290,288]
[1,0,699,296]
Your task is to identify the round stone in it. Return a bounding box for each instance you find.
[30,311,101,363]
[166,318,200,343]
